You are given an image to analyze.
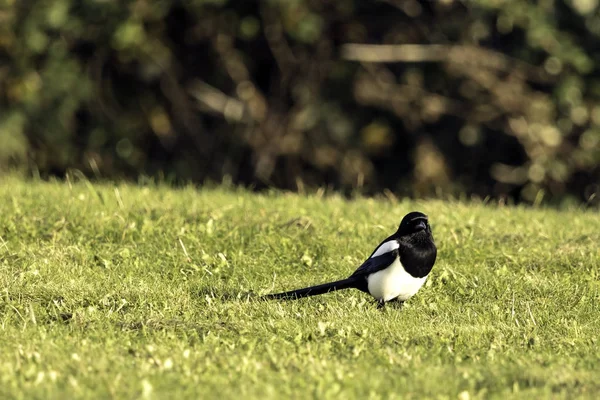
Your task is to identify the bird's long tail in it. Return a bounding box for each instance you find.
[263,278,358,300]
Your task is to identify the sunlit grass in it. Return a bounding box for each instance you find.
[1,176,599,399]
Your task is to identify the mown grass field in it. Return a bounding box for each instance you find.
[1,176,599,399]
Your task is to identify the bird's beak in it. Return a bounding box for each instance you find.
[415,220,427,231]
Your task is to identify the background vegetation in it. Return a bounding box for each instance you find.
[1,177,599,398]
[1,0,600,205]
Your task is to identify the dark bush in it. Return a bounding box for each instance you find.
[1,0,599,205]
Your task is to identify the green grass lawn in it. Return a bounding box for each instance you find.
[1,176,599,399]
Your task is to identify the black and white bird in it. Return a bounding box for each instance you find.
[264,211,437,307]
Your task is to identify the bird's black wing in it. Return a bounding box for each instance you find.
[350,249,398,278]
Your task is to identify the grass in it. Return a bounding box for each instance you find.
[0,175,599,399]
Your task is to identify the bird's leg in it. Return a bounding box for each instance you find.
[377,299,386,309]
[388,298,405,309]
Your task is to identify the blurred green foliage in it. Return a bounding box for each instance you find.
[0,0,599,205]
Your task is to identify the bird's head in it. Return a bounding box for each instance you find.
[397,211,432,237]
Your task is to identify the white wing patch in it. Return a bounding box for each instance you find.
[370,240,399,258]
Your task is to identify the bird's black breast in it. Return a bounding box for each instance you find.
[398,234,437,278]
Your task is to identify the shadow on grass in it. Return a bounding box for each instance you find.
[117,318,239,333]
[195,286,257,302]
[117,288,260,333]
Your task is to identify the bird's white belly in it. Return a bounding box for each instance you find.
[367,258,427,302]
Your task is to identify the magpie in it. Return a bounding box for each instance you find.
[264,211,437,307]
